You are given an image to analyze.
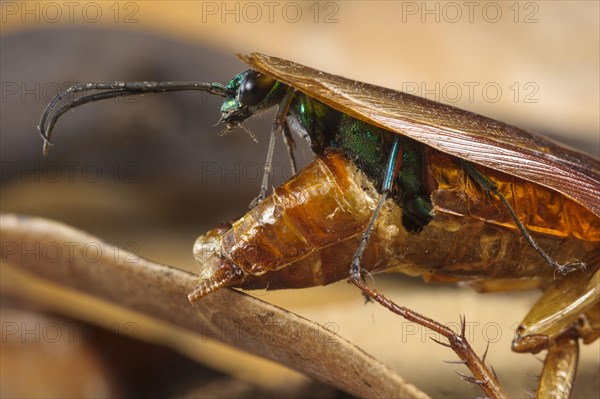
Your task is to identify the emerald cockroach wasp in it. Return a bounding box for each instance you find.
[39,53,599,398]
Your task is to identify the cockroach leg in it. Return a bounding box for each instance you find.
[536,332,579,398]
[349,278,507,399]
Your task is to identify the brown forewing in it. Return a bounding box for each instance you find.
[239,53,600,217]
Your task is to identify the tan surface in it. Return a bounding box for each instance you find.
[3,1,598,144]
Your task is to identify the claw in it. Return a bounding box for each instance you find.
[556,265,575,276]
[565,259,586,272]
[554,259,586,277]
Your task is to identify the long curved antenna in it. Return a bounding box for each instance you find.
[38,81,228,155]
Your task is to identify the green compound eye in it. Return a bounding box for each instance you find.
[238,71,276,107]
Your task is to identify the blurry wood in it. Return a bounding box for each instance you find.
[1,304,325,398]
[0,213,429,399]
[175,377,338,399]
[0,307,117,398]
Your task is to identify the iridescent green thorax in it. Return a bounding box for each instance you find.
[292,94,432,231]
[218,71,433,231]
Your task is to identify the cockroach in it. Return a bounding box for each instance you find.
[39,53,599,398]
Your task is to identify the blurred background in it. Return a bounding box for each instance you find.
[1,1,598,398]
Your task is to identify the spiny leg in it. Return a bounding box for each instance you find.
[349,136,506,398]
[461,160,585,275]
[350,279,507,399]
[250,88,296,208]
